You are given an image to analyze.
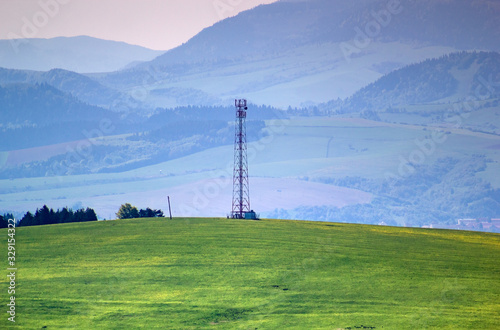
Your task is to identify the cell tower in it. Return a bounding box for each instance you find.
[231,99,253,219]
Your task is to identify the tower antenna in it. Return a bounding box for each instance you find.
[231,99,254,219]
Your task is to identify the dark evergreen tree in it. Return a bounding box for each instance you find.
[48,207,57,225]
[138,208,164,218]
[74,209,86,222]
[18,206,98,226]
[35,205,51,226]
[84,208,98,221]
[58,207,72,223]
[19,211,35,227]
[0,215,7,228]
[139,208,154,218]
[0,213,15,227]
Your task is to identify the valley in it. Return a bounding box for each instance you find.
[1,115,499,228]
[1,0,500,229]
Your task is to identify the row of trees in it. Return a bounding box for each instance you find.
[18,205,98,227]
[116,203,164,219]
[1,203,164,228]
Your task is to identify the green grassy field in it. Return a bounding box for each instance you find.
[2,218,499,329]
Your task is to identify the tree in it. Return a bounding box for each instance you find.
[58,207,72,223]
[35,205,51,226]
[139,208,164,218]
[139,208,154,218]
[84,208,98,221]
[48,207,57,225]
[19,211,34,227]
[0,215,7,228]
[74,209,86,222]
[0,213,15,228]
[116,203,139,219]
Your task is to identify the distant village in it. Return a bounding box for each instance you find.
[377,219,500,233]
[423,219,500,233]
[377,218,500,233]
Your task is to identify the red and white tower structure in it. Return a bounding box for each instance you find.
[231,99,251,219]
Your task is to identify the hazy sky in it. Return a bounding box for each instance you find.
[0,0,279,50]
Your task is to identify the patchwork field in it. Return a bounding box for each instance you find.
[1,218,499,328]
[2,116,499,222]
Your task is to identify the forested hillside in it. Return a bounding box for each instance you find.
[0,99,280,178]
[0,67,130,108]
[0,83,124,150]
[343,51,500,111]
[282,156,500,227]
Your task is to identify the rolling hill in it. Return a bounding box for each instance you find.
[331,51,500,135]
[0,82,124,150]
[0,83,113,126]
[343,51,500,111]
[0,36,165,73]
[2,218,499,328]
[0,67,134,109]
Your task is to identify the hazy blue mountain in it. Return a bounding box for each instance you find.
[0,83,112,125]
[97,0,500,107]
[146,0,500,67]
[0,67,137,109]
[0,83,123,150]
[0,36,165,73]
[3,0,498,109]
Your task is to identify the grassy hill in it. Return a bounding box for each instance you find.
[2,218,499,329]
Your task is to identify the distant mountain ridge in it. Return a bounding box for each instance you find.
[97,0,500,107]
[0,82,122,150]
[0,36,165,73]
[0,83,110,126]
[0,67,139,109]
[144,0,500,68]
[1,0,499,109]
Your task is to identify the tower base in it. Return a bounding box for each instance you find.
[229,210,257,220]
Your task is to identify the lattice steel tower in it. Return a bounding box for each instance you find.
[231,99,250,219]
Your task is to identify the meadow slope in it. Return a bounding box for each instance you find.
[1,218,499,329]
